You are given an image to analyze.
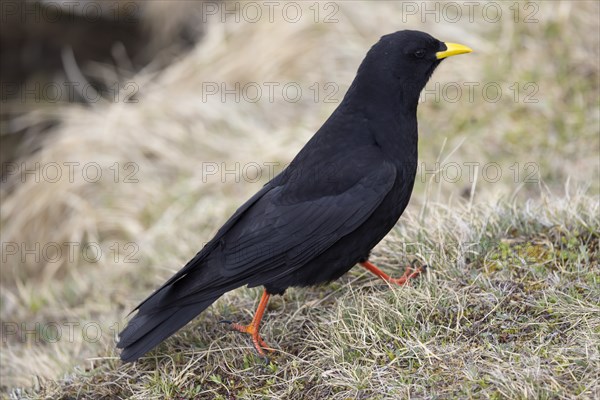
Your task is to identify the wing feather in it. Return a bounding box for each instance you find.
[221,159,397,286]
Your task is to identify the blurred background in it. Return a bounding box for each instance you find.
[1,0,598,395]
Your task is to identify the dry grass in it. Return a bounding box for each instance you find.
[8,194,600,399]
[1,1,599,399]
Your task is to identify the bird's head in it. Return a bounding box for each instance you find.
[352,30,472,108]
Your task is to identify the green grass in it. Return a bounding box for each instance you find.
[6,195,598,399]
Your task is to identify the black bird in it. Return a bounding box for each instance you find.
[117,30,472,362]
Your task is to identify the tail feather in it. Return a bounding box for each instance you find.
[117,184,275,362]
[117,294,221,362]
[117,258,235,362]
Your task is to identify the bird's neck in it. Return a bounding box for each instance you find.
[343,71,422,117]
[340,77,420,161]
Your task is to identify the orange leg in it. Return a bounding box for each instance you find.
[360,260,425,285]
[227,289,274,356]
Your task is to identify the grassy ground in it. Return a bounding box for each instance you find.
[2,1,599,399]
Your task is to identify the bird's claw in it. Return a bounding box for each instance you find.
[389,262,427,285]
[223,321,275,356]
[410,259,428,272]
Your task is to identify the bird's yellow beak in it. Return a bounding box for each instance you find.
[436,43,473,60]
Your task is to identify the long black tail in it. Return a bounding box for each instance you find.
[116,250,242,362]
[117,185,275,362]
[117,291,222,362]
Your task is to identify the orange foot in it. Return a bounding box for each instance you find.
[221,289,274,358]
[229,321,274,356]
[360,260,426,285]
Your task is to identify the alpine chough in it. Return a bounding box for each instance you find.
[117,30,472,362]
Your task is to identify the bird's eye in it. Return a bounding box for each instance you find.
[414,49,426,58]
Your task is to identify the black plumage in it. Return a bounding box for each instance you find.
[117,30,472,362]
